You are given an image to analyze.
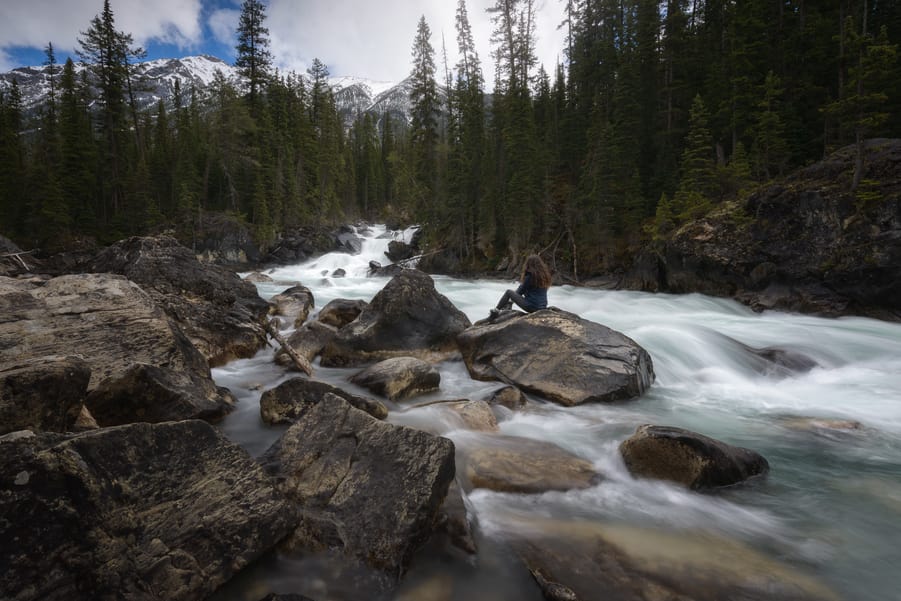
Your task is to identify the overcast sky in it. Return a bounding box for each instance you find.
[1,0,568,85]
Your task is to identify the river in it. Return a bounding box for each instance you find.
[210,224,901,601]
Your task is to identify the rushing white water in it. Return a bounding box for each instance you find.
[212,225,901,601]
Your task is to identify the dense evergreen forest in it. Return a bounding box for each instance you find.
[0,0,898,276]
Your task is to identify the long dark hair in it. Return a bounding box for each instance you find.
[521,255,552,289]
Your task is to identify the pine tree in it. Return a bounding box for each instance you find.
[235,0,273,112]
[673,94,717,220]
[752,71,789,180]
[0,82,27,240]
[409,16,441,211]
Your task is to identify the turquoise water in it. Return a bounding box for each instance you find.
[212,225,901,601]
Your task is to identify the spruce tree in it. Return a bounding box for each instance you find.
[409,16,440,211]
[674,94,717,220]
[235,0,273,112]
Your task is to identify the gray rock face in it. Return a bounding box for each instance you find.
[0,274,235,425]
[317,298,368,328]
[349,357,440,401]
[457,309,654,406]
[0,420,297,601]
[260,377,388,424]
[320,270,471,367]
[261,394,456,577]
[0,356,91,435]
[385,240,414,262]
[458,436,599,494]
[270,285,315,329]
[619,425,769,489]
[88,235,270,366]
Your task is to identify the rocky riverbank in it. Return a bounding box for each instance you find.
[1,231,841,600]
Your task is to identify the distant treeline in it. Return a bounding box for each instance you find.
[0,0,898,274]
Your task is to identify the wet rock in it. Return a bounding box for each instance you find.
[457,308,654,406]
[444,400,498,431]
[275,321,338,367]
[0,356,91,435]
[85,363,236,426]
[779,416,865,437]
[261,394,455,577]
[317,298,368,328]
[349,357,440,401]
[335,231,363,255]
[0,420,297,601]
[510,519,840,601]
[88,235,270,366]
[270,285,315,329]
[258,595,317,601]
[435,479,477,555]
[619,425,769,489]
[483,385,527,410]
[368,261,404,277]
[0,274,234,426]
[245,271,274,283]
[321,270,471,367]
[260,377,388,424]
[332,268,346,278]
[459,435,599,494]
[385,240,415,262]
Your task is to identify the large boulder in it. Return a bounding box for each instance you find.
[260,377,388,424]
[458,436,599,494]
[0,274,235,424]
[457,308,654,406]
[619,425,769,489]
[320,270,471,367]
[385,240,415,262]
[261,394,455,577]
[0,420,297,601]
[0,357,91,435]
[349,357,440,401]
[269,285,315,329]
[88,235,270,366]
[509,518,839,601]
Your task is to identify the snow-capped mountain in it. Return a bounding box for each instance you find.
[0,55,428,127]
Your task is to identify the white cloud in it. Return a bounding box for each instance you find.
[0,0,204,58]
[209,7,241,48]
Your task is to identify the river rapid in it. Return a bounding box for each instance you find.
[210,225,901,601]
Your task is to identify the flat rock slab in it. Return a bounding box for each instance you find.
[261,394,455,576]
[0,274,235,424]
[459,435,600,494]
[0,420,297,601]
[349,357,440,401]
[457,308,654,406]
[619,425,769,489]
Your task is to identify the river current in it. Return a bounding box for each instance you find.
[211,225,901,601]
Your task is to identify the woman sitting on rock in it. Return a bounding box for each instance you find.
[490,254,551,320]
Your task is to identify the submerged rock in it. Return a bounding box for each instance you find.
[260,377,388,424]
[457,308,654,406]
[483,385,528,410]
[510,518,840,601]
[0,274,235,425]
[349,357,440,401]
[619,425,769,489]
[261,394,455,577]
[0,356,91,435]
[320,270,471,367]
[0,420,297,601]
[459,435,599,494]
[88,235,270,366]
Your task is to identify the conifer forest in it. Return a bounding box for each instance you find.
[1,0,899,276]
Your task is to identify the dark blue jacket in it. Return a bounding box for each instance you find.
[516,272,548,312]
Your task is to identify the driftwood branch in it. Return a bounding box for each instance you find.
[265,319,313,376]
[395,248,446,266]
[2,250,35,270]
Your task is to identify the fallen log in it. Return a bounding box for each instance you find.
[265,319,313,376]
